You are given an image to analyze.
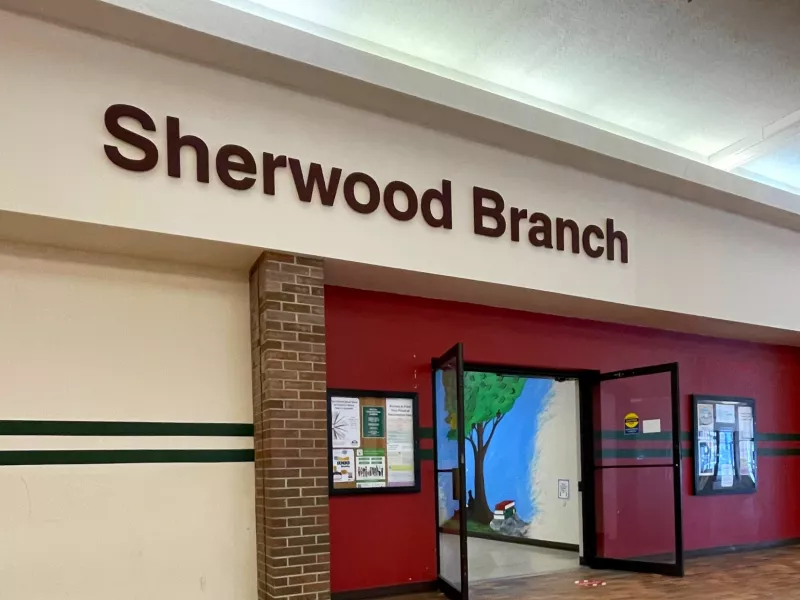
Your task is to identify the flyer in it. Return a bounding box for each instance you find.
[720,463,734,488]
[331,449,355,484]
[739,442,749,477]
[715,404,736,425]
[738,406,754,440]
[362,406,385,438]
[330,397,361,448]
[698,440,715,476]
[356,451,386,485]
[697,404,714,432]
[386,397,415,485]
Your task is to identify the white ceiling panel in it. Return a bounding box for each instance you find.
[739,137,800,193]
[206,0,800,193]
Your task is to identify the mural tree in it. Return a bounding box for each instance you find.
[444,371,526,525]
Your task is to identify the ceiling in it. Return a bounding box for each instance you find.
[211,0,800,194]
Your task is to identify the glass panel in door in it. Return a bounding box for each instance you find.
[433,343,468,600]
[591,363,684,576]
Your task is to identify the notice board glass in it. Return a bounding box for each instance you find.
[327,388,420,496]
[692,394,757,496]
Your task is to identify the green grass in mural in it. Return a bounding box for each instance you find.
[441,518,495,535]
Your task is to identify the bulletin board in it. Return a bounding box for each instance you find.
[692,394,757,496]
[327,388,420,496]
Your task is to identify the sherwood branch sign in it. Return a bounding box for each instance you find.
[103,104,630,264]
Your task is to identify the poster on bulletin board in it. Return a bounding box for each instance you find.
[328,389,420,495]
[692,394,757,496]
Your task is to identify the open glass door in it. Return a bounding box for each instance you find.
[587,363,684,576]
[432,343,469,600]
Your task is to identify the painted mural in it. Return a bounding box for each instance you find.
[436,370,572,542]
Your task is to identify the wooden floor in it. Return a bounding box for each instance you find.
[399,547,800,599]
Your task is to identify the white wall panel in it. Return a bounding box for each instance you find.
[0,463,256,600]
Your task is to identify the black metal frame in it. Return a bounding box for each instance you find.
[691,394,757,497]
[432,344,469,600]
[326,388,421,497]
[588,362,684,577]
[430,354,685,589]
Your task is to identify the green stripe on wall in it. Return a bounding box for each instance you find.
[757,433,800,442]
[586,431,800,443]
[0,449,255,466]
[595,447,800,460]
[4,420,798,465]
[596,448,677,460]
[760,447,800,456]
[599,431,692,441]
[0,421,254,437]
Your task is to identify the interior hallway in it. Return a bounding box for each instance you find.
[440,533,579,582]
[404,546,800,599]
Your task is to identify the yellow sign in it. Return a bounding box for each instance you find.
[624,412,640,435]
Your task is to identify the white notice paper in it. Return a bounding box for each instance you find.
[697,404,714,432]
[642,419,661,434]
[330,397,361,448]
[386,397,415,485]
[720,464,734,488]
[356,455,386,483]
[738,406,754,440]
[716,404,736,425]
[557,479,570,500]
[332,449,355,483]
[739,441,752,477]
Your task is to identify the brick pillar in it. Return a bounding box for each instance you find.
[250,251,329,600]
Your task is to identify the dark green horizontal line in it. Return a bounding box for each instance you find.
[760,448,800,456]
[758,433,799,442]
[0,449,254,466]
[596,431,800,443]
[419,427,433,439]
[596,448,800,461]
[599,431,679,441]
[0,421,254,437]
[420,448,433,461]
[596,449,679,460]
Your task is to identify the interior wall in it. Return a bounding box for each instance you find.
[527,380,580,546]
[0,242,256,600]
[325,285,800,593]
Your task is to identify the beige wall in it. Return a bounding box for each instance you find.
[0,242,256,600]
[0,242,252,422]
[528,380,580,546]
[1,10,800,334]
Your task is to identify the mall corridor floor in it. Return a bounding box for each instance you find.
[402,546,800,599]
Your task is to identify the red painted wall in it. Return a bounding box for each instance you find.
[325,286,800,592]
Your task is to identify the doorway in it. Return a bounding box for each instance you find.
[432,343,683,600]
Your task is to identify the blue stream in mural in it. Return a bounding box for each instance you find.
[435,372,554,522]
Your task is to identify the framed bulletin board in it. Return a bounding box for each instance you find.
[692,394,757,496]
[327,388,420,496]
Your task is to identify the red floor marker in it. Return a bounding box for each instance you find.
[574,579,607,587]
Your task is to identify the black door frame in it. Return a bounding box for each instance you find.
[588,362,684,576]
[432,343,469,600]
[430,357,684,587]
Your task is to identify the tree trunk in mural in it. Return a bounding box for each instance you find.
[470,422,494,525]
[446,371,527,526]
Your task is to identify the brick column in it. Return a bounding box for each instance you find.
[250,251,329,600]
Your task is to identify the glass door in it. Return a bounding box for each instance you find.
[586,363,684,576]
[432,343,469,600]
